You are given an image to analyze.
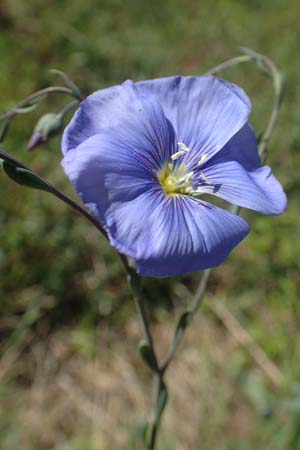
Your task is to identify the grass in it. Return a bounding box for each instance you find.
[0,0,300,448]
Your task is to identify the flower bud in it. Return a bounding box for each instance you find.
[27,113,64,150]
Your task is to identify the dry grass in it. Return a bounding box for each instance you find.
[0,308,269,450]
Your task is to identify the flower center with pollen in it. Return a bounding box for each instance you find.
[158,142,195,195]
[158,162,194,195]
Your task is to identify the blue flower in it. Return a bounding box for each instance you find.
[61,76,287,277]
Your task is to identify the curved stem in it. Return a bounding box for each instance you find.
[205,54,251,75]
[0,149,107,239]
[60,100,80,118]
[0,86,75,122]
[206,48,283,164]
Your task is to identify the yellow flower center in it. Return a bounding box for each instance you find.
[158,163,194,195]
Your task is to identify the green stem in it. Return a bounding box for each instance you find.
[0,149,107,239]
[125,266,165,450]
[131,277,160,373]
[60,99,80,118]
[161,268,212,373]
[0,86,75,122]
[205,54,251,75]
[148,374,165,450]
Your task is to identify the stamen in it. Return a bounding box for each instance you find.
[178,142,190,152]
[178,171,193,184]
[198,153,208,166]
[199,172,209,183]
[158,145,195,195]
[171,142,190,161]
[171,150,186,160]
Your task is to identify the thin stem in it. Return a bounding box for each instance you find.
[133,289,160,373]
[125,268,164,450]
[161,268,212,373]
[0,149,107,239]
[0,86,75,122]
[47,182,107,238]
[60,99,80,118]
[256,55,283,162]
[205,55,251,75]
[149,374,164,450]
[189,267,212,313]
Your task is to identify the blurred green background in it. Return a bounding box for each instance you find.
[0,0,299,449]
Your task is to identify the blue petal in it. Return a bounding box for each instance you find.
[62,126,250,277]
[137,76,251,164]
[62,80,174,159]
[109,194,250,277]
[198,124,287,215]
[199,161,287,215]
[62,91,176,224]
[61,134,156,226]
[216,124,261,171]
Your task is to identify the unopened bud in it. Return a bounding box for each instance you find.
[27,113,63,150]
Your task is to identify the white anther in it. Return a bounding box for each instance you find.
[178,142,190,152]
[171,150,186,161]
